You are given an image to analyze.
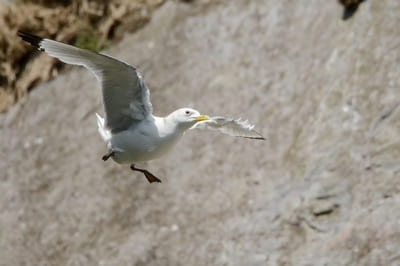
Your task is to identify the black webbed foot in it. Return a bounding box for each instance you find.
[102,151,115,161]
[130,164,162,183]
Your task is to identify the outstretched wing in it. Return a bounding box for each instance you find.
[192,116,265,140]
[18,31,152,133]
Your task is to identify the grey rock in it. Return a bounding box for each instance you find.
[1,0,400,265]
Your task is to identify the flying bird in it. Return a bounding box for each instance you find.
[18,31,264,183]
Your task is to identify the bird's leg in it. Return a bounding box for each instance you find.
[130,164,162,183]
[102,151,115,161]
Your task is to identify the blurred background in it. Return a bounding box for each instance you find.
[1,0,400,265]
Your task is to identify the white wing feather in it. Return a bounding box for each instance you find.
[95,113,111,142]
[192,116,265,140]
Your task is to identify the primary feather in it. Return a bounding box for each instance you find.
[192,116,265,140]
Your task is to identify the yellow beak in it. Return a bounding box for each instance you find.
[194,115,210,121]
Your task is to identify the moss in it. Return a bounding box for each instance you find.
[74,30,107,52]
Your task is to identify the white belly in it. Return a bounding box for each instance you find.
[109,123,183,164]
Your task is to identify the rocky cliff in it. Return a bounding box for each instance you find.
[1,0,400,265]
[0,0,165,112]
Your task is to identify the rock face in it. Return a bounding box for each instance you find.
[0,0,165,113]
[1,0,400,265]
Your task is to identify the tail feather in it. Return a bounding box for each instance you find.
[96,113,111,142]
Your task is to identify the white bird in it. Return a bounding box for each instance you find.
[18,31,264,183]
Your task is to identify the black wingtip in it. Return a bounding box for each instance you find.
[342,5,359,20]
[243,136,266,141]
[338,0,366,20]
[17,31,44,50]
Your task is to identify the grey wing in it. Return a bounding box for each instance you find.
[192,116,265,140]
[18,31,152,133]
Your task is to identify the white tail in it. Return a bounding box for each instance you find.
[96,113,111,142]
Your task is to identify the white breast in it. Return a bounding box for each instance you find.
[109,116,183,164]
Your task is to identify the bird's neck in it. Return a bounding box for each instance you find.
[154,115,186,139]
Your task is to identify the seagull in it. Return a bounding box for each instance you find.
[18,31,264,183]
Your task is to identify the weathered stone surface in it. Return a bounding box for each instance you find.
[0,0,165,113]
[1,0,400,265]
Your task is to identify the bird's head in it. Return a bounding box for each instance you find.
[171,108,210,130]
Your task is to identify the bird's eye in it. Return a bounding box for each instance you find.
[185,110,190,115]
